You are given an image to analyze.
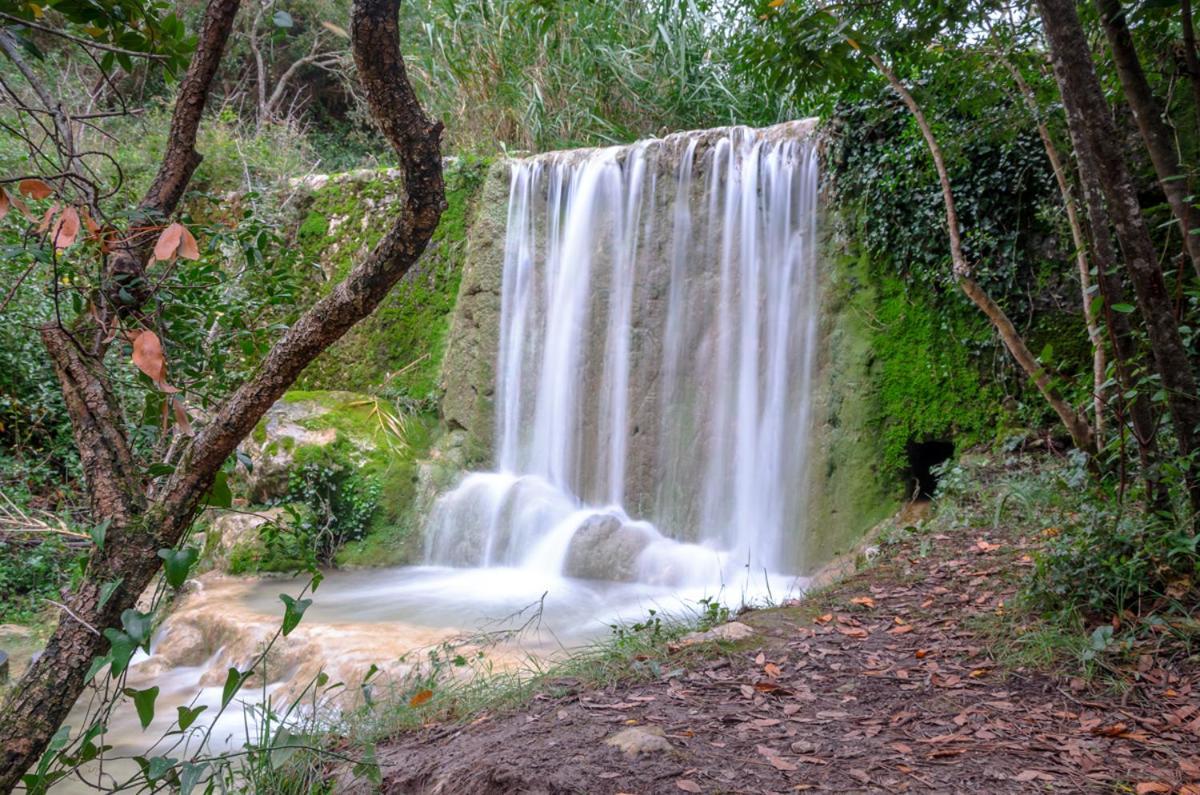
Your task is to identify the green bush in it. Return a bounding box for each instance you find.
[1028,504,1199,620]
[0,534,78,624]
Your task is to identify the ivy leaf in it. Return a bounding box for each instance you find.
[221,667,244,708]
[146,755,176,782]
[102,629,137,675]
[146,463,175,478]
[123,686,159,730]
[85,653,112,683]
[98,578,122,610]
[179,761,208,795]
[176,704,207,731]
[203,471,233,508]
[121,608,154,651]
[157,547,199,589]
[279,593,312,636]
[89,519,110,552]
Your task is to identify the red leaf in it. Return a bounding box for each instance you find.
[1135,784,1171,795]
[154,222,185,262]
[408,689,433,708]
[131,330,169,386]
[0,188,9,222]
[37,203,59,233]
[18,178,53,199]
[52,207,80,250]
[177,224,200,260]
[172,397,193,435]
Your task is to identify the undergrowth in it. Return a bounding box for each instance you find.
[879,450,1200,678]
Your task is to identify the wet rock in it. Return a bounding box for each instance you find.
[440,162,511,454]
[203,507,289,570]
[673,621,756,648]
[605,725,672,756]
[238,396,346,503]
[562,514,655,581]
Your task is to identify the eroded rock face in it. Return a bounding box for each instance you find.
[202,507,290,571]
[439,161,512,455]
[562,514,656,582]
[238,396,344,503]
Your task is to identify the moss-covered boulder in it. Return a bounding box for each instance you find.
[231,390,435,572]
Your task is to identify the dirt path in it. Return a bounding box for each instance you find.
[373,513,1200,794]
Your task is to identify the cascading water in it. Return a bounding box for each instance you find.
[426,120,821,591]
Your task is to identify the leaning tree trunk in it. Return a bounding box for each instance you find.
[1039,0,1200,514]
[864,51,1096,456]
[0,0,445,789]
[1096,0,1200,280]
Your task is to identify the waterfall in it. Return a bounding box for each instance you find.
[425,121,820,589]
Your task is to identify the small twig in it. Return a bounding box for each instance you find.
[45,599,101,636]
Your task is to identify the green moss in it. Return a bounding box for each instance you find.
[869,272,1004,476]
[291,157,492,403]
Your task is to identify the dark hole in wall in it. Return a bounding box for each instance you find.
[906,440,954,500]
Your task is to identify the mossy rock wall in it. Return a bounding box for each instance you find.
[290,158,491,402]
[438,160,512,458]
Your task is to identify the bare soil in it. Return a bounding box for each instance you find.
[372,512,1200,794]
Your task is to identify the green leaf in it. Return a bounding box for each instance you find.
[85,653,112,683]
[103,629,137,675]
[1111,303,1135,314]
[146,463,176,478]
[177,704,207,731]
[235,450,254,473]
[146,755,177,782]
[279,593,312,636]
[157,547,199,589]
[221,667,244,708]
[124,686,159,730]
[180,761,208,795]
[272,9,294,27]
[121,608,154,651]
[90,519,110,552]
[203,471,233,508]
[98,578,123,610]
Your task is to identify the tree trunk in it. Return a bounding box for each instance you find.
[1074,139,1166,504]
[866,51,1096,456]
[1096,0,1200,280]
[0,0,445,789]
[1040,0,1200,513]
[1183,0,1200,137]
[1004,57,1106,444]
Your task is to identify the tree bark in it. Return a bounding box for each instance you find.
[1095,0,1200,280]
[0,0,445,789]
[1003,57,1106,445]
[1183,0,1200,137]
[1074,137,1166,503]
[1039,0,1200,513]
[866,51,1096,456]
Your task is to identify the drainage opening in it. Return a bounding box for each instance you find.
[906,440,954,500]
